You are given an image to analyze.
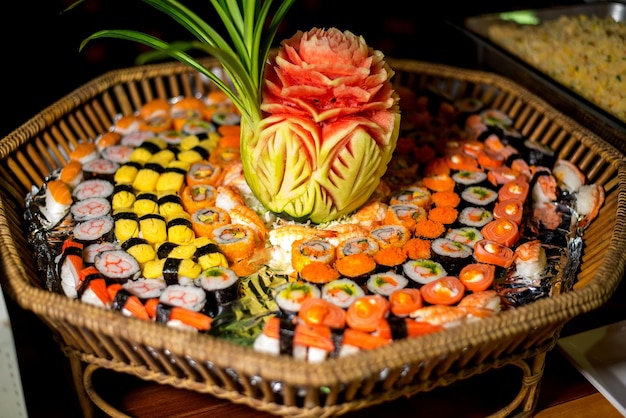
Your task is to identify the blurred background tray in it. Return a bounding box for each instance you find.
[452,1,626,153]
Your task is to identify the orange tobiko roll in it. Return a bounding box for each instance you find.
[335,253,377,281]
[414,218,445,239]
[428,206,458,225]
[403,237,432,260]
[299,261,341,285]
[422,173,456,192]
[430,190,461,208]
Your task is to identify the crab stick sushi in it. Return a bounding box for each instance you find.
[100,144,135,164]
[73,215,115,245]
[480,218,520,247]
[321,278,365,309]
[402,259,447,285]
[346,295,390,333]
[291,238,337,273]
[366,271,409,297]
[71,197,111,222]
[112,210,140,243]
[107,283,150,320]
[81,158,120,182]
[94,248,141,283]
[375,317,443,340]
[72,179,114,201]
[77,266,110,307]
[123,277,167,300]
[211,223,256,263]
[274,281,321,318]
[473,239,515,268]
[195,266,240,315]
[158,284,206,312]
[111,184,136,211]
[56,240,84,299]
[190,207,230,238]
[145,298,212,331]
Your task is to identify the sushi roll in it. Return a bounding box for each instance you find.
[321,278,365,309]
[56,240,84,299]
[159,284,207,312]
[77,266,110,307]
[70,197,111,221]
[388,288,423,317]
[480,218,520,247]
[366,271,409,297]
[82,241,122,264]
[345,294,390,333]
[211,223,256,263]
[389,186,432,208]
[94,248,141,283]
[72,179,114,201]
[493,198,525,225]
[335,253,377,283]
[181,119,216,140]
[291,238,337,273]
[144,298,212,331]
[211,108,241,127]
[458,263,496,293]
[452,170,488,188]
[273,281,321,318]
[186,161,223,187]
[369,224,411,249]
[298,261,341,285]
[123,277,167,300]
[111,184,136,211]
[81,158,120,182]
[473,239,515,269]
[430,238,473,276]
[158,129,186,146]
[402,259,447,285]
[73,215,115,245]
[107,283,150,320]
[208,147,241,167]
[335,235,380,259]
[383,203,427,233]
[457,206,493,228]
[372,246,407,273]
[181,183,218,213]
[195,265,240,316]
[460,185,498,210]
[420,276,466,306]
[99,144,135,164]
[112,210,140,243]
[445,226,483,247]
[498,178,530,203]
[190,207,230,238]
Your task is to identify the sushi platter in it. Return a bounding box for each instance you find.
[1,57,625,417]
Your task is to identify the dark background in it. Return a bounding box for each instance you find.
[1,0,580,139]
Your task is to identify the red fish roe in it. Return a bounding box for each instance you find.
[414,218,445,239]
[403,238,432,260]
[430,190,461,208]
[428,206,458,225]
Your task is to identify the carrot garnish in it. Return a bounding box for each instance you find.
[420,276,466,306]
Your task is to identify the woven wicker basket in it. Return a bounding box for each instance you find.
[1,58,625,418]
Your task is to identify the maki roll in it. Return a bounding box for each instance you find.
[82,241,122,264]
[94,249,141,283]
[211,223,256,263]
[383,203,427,233]
[291,238,337,273]
[321,278,365,309]
[460,185,498,210]
[195,265,240,316]
[457,206,493,228]
[70,197,111,221]
[369,224,411,249]
[186,161,223,187]
[274,281,321,318]
[73,215,115,245]
[181,183,217,213]
[191,207,231,238]
[72,179,114,201]
[336,235,379,259]
[431,237,473,275]
[299,261,341,285]
[388,186,432,208]
[452,170,488,188]
[445,226,483,247]
[402,259,447,285]
[366,271,409,297]
[81,158,120,182]
[335,253,377,283]
[100,144,135,164]
[159,284,207,312]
